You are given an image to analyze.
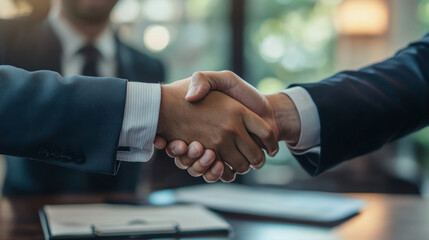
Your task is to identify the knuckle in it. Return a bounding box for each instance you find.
[223,125,237,135]
[235,162,250,174]
[261,125,275,140]
[181,156,196,166]
[166,147,175,158]
[181,160,193,167]
[221,122,240,135]
[204,150,216,163]
[175,158,188,170]
[211,137,224,148]
[253,154,266,169]
[221,70,234,77]
[224,100,243,112]
[221,173,236,183]
[232,104,245,114]
[203,174,218,183]
[253,162,265,170]
[192,163,210,176]
[187,167,203,177]
[192,71,206,80]
[205,169,222,182]
[254,150,265,165]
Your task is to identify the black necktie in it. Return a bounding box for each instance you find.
[79,44,100,77]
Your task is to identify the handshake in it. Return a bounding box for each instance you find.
[154,71,301,183]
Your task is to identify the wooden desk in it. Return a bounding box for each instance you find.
[1,193,428,240]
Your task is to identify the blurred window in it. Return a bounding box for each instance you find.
[111,0,231,83]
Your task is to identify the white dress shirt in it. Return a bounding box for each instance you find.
[48,8,161,163]
[282,87,321,156]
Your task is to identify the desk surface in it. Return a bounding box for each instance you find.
[0,193,428,240]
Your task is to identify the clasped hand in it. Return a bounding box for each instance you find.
[155,71,300,182]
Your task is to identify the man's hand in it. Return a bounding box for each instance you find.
[156,78,279,182]
[155,71,301,182]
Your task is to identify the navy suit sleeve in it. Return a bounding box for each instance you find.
[292,33,429,176]
[0,65,127,175]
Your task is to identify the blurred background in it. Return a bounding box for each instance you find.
[1,0,429,196]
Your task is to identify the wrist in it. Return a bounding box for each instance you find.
[156,80,191,139]
[157,85,175,137]
[266,93,301,144]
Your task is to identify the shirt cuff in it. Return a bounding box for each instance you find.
[117,82,161,162]
[281,87,321,155]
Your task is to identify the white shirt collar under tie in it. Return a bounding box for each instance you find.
[47,6,117,77]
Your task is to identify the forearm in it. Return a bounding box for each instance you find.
[294,35,429,174]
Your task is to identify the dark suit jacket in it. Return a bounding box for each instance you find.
[0,17,165,195]
[293,33,429,176]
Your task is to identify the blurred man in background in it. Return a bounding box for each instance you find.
[0,0,165,195]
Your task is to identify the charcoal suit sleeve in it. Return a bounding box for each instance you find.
[292,33,429,176]
[0,65,128,175]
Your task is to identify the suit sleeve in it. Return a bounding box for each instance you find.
[292,33,429,176]
[0,65,128,175]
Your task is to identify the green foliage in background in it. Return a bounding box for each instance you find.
[246,0,339,91]
[414,127,429,170]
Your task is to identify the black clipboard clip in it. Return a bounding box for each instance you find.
[91,220,180,237]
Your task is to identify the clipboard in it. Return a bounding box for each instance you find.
[39,204,230,240]
[150,184,366,226]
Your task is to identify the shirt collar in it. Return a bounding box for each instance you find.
[48,7,116,61]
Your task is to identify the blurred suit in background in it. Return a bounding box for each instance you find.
[0,0,165,195]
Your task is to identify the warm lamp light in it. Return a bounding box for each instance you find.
[143,25,171,52]
[335,0,389,36]
[0,0,32,19]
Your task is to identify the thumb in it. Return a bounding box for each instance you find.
[185,72,212,102]
[185,71,268,116]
